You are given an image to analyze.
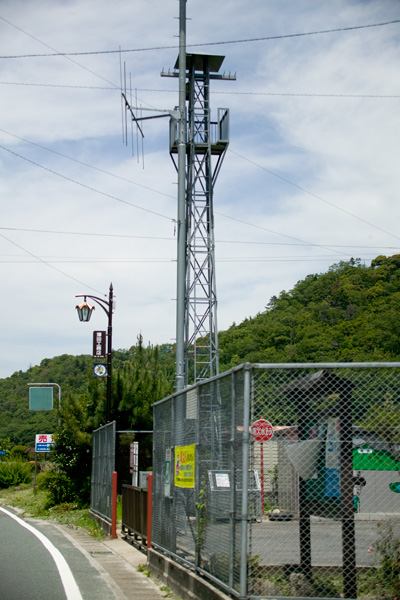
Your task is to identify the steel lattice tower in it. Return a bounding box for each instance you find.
[166,53,234,386]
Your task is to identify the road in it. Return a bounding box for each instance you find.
[0,507,166,600]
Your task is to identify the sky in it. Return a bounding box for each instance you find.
[0,0,399,379]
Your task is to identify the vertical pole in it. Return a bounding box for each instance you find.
[106,283,113,422]
[34,451,37,495]
[260,442,264,514]
[340,390,357,599]
[147,472,153,551]
[229,371,237,592]
[111,470,117,539]
[298,393,312,581]
[240,365,251,600]
[175,0,187,392]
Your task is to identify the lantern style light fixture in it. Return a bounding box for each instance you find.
[75,298,95,322]
[75,283,114,422]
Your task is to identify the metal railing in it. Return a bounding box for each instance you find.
[122,484,149,547]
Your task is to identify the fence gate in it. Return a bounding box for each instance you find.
[91,420,116,532]
[152,363,400,600]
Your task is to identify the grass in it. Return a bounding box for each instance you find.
[0,484,105,538]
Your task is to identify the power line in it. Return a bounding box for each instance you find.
[0,144,175,222]
[0,128,175,200]
[2,129,398,253]
[1,227,399,252]
[1,81,399,99]
[227,149,400,243]
[0,16,119,88]
[0,226,174,241]
[0,19,399,59]
[0,231,104,294]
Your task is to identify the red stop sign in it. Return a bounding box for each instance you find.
[252,419,274,442]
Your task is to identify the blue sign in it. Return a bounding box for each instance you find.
[0,450,6,456]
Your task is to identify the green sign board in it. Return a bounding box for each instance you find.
[29,387,53,411]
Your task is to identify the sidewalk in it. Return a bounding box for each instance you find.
[51,522,176,600]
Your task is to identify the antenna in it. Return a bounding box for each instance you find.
[120,55,145,164]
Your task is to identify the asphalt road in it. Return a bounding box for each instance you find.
[0,507,167,600]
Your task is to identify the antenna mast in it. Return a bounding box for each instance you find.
[163,8,235,389]
[123,0,235,389]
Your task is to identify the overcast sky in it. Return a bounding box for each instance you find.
[0,0,399,379]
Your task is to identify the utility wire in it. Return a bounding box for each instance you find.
[227,149,400,243]
[0,19,399,59]
[0,16,119,88]
[2,129,398,251]
[0,129,174,200]
[0,144,175,222]
[1,81,400,99]
[0,231,104,294]
[1,227,399,252]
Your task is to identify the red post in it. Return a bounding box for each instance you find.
[260,442,264,514]
[111,470,118,539]
[147,472,153,551]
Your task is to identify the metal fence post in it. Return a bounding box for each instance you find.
[111,471,117,539]
[229,371,236,592]
[147,472,153,551]
[240,364,251,599]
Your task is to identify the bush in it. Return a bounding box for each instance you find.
[36,468,77,507]
[370,519,400,597]
[36,466,90,508]
[0,459,33,488]
[9,445,28,459]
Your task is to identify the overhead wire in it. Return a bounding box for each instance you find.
[0,144,174,222]
[1,128,399,255]
[0,231,105,294]
[1,81,399,99]
[0,19,399,59]
[226,149,400,243]
[1,226,399,251]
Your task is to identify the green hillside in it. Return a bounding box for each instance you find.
[219,255,400,368]
[1,254,400,447]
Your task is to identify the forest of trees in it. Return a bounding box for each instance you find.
[1,254,400,502]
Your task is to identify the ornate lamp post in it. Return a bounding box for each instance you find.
[75,283,114,422]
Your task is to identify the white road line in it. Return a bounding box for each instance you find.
[0,506,83,600]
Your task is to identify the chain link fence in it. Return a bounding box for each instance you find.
[152,363,400,599]
[91,420,116,530]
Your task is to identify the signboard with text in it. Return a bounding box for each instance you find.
[93,331,106,358]
[174,444,195,488]
[252,419,274,442]
[35,434,54,452]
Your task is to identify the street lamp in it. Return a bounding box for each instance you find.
[75,283,114,422]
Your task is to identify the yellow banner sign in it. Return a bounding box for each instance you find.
[174,444,195,488]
